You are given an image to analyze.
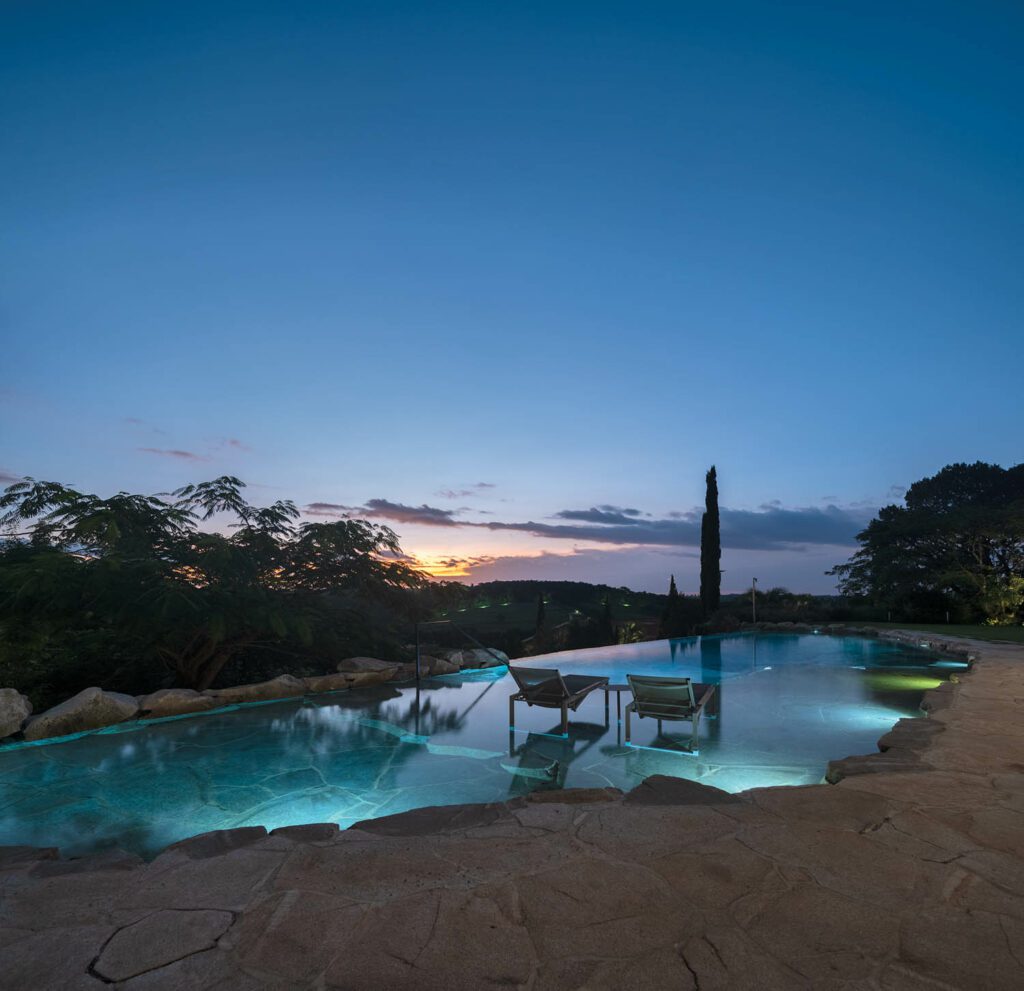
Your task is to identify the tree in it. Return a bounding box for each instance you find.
[0,476,425,699]
[700,466,721,618]
[660,574,680,637]
[831,462,1024,624]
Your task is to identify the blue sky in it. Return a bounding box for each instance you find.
[2,1,1021,593]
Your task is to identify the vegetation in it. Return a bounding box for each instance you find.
[0,477,427,708]
[700,466,721,618]
[831,462,1024,625]
[863,623,1024,645]
[4,460,1020,711]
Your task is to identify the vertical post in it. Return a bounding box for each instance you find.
[752,578,758,624]
[415,622,421,683]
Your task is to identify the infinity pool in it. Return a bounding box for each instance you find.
[0,634,961,857]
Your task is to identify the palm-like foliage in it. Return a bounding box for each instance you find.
[0,476,426,697]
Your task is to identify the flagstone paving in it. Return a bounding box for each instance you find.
[1,633,1022,989]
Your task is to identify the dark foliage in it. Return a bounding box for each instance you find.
[0,477,426,707]
[831,462,1024,624]
[700,466,722,618]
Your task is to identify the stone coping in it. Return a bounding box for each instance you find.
[2,631,1022,988]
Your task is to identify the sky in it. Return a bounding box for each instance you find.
[2,1,1021,594]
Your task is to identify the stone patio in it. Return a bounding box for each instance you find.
[1,633,1022,989]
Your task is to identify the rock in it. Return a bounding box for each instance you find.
[137,688,217,719]
[447,647,508,669]
[161,826,268,860]
[0,845,59,868]
[826,751,930,783]
[426,655,460,676]
[93,908,234,982]
[336,656,401,676]
[625,775,744,806]
[877,717,943,753]
[269,822,340,842]
[303,673,351,694]
[354,801,516,837]
[202,674,306,705]
[346,670,395,688]
[0,687,32,738]
[22,687,138,742]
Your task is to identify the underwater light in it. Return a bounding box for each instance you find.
[865,672,944,692]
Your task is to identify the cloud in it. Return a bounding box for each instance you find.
[124,417,167,435]
[306,499,460,527]
[323,495,875,551]
[436,482,497,499]
[554,507,646,526]
[0,469,23,485]
[138,448,210,462]
[218,437,251,452]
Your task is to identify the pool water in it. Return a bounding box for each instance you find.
[0,634,962,858]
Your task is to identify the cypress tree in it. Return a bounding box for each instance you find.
[660,574,680,637]
[535,592,546,634]
[700,466,721,618]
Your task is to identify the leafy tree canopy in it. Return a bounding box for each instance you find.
[0,476,425,699]
[831,462,1024,624]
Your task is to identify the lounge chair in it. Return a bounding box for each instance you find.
[624,675,715,751]
[508,666,609,736]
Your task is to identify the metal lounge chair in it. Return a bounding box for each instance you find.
[624,675,715,751]
[508,666,609,736]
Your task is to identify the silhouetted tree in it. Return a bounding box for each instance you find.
[0,476,425,699]
[831,461,1024,624]
[700,466,721,618]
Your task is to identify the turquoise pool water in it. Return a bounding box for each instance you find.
[0,634,961,858]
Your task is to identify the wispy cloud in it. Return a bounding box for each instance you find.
[124,417,167,436]
[217,437,251,452]
[0,469,23,485]
[138,448,210,462]
[436,482,497,499]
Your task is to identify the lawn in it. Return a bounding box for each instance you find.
[864,622,1024,644]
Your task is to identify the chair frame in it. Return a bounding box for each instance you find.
[508,666,609,736]
[624,675,716,751]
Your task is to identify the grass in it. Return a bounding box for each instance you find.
[863,622,1024,644]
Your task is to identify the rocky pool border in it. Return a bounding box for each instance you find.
[0,647,509,748]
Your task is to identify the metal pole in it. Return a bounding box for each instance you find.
[752,578,758,624]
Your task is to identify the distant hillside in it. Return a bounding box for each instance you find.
[427,579,867,658]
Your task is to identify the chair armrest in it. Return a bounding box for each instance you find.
[693,685,716,713]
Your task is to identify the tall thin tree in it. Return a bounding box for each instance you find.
[700,466,721,618]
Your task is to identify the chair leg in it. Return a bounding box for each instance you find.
[625,705,631,742]
[561,703,568,737]
[509,695,515,730]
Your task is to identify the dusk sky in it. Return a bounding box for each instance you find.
[3,2,1021,594]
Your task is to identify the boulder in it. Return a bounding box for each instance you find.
[438,647,508,670]
[23,687,138,742]
[423,655,459,676]
[337,656,401,675]
[346,670,395,688]
[202,675,306,705]
[137,688,217,719]
[303,673,352,695]
[0,688,32,739]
